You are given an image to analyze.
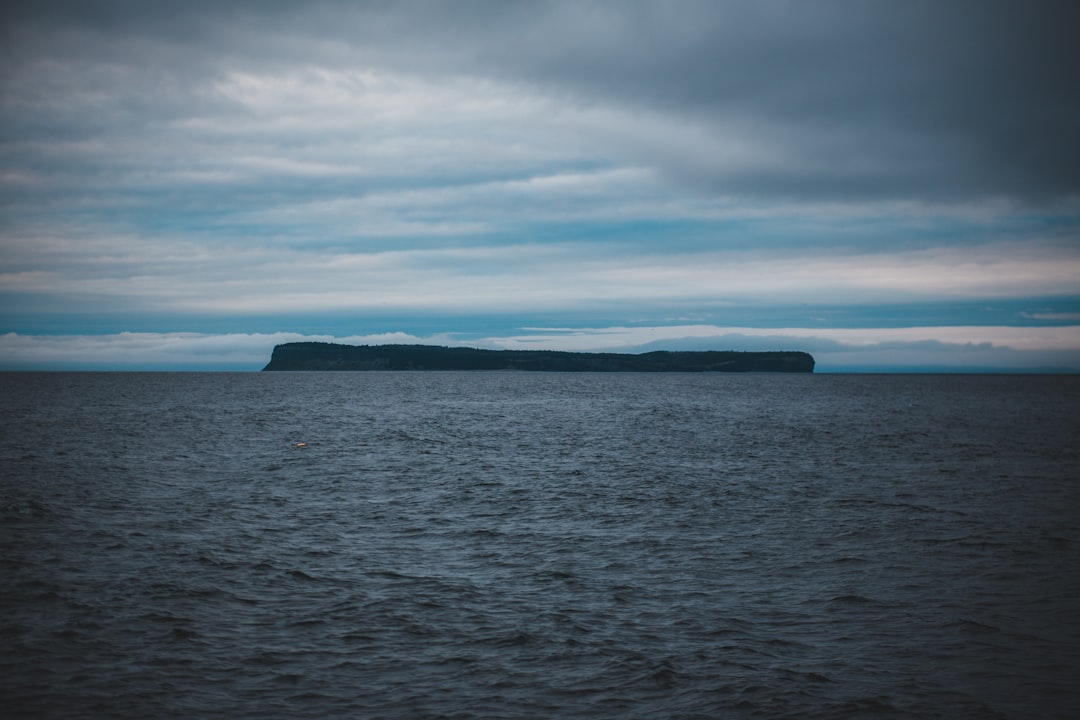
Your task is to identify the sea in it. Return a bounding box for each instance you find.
[2,371,1078,719]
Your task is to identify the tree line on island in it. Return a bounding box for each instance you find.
[263,343,815,372]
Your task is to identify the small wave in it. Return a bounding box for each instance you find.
[247,651,289,666]
[288,569,320,582]
[170,626,201,641]
[827,594,874,604]
[272,673,305,684]
[364,569,412,580]
[642,660,681,690]
[947,618,1001,633]
[341,631,378,643]
[2,498,59,519]
[530,569,579,583]
[488,631,536,647]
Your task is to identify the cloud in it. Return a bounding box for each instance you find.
[4,1,1078,204]
[0,331,434,370]
[1020,311,1080,322]
[491,325,1080,353]
[427,0,1080,201]
[1,2,1078,371]
[4,229,1077,318]
[2,325,1078,372]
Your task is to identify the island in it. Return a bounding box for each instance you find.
[263,343,815,372]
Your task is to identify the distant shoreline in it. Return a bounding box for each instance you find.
[262,342,816,373]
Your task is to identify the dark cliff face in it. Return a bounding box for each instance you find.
[263,343,815,372]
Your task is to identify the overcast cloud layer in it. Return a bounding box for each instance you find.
[2,1,1078,370]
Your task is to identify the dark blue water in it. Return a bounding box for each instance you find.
[2,372,1078,719]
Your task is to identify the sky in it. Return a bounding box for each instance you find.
[1,0,1078,371]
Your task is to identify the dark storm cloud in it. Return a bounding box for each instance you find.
[426,0,1080,201]
[4,0,1076,203]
